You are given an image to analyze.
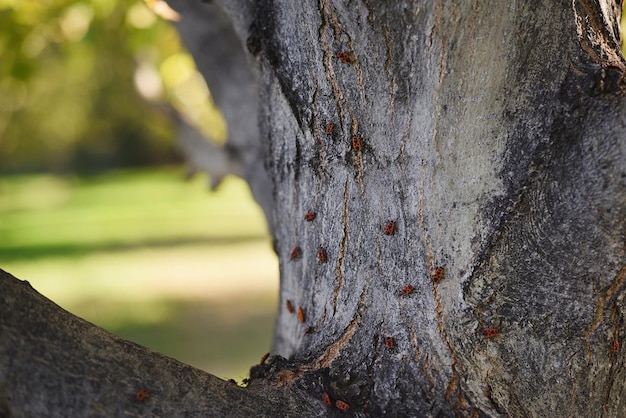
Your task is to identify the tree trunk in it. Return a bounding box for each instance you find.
[2,0,625,416]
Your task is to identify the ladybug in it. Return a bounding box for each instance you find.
[297,307,306,323]
[482,327,499,338]
[290,246,301,260]
[325,123,334,135]
[613,340,620,353]
[304,211,316,221]
[317,247,327,263]
[400,285,414,296]
[431,267,444,283]
[322,392,332,407]
[336,51,354,64]
[384,220,395,235]
[135,389,149,401]
[260,352,270,364]
[385,336,395,349]
[286,299,295,314]
[335,399,350,412]
[351,134,362,152]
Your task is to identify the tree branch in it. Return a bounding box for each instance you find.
[165,0,275,233]
[0,269,322,417]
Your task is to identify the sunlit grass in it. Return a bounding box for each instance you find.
[0,167,278,380]
[0,168,267,258]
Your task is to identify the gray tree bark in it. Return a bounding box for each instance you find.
[1,0,625,417]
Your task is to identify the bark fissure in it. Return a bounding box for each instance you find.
[604,303,622,409]
[349,36,368,108]
[573,0,625,68]
[276,281,368,384]
[418,158,434,271]
[408,321,421,362]
[422,355,435,390]
[318,0,347,127]
[382,24,396,112]
[585,265,626,361]
[333,179,350,315]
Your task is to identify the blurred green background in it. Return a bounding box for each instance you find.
[0,0,277,381]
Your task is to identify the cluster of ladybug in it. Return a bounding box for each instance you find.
[324,119,364,154]
[325,49,509,342]
[288,208,502,340]
[322,392,350,412]
[285,299,306,324]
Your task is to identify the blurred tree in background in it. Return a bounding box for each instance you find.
[0,0,273,381]
[0,0,224,174]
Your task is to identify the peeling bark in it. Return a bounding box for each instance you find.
[1,0,625,417]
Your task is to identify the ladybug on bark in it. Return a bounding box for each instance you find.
[335,399,350,412]
[286,299,295,314]
[317,247,327,263]
[431,267,444,283]
[135,389,149,401]
[297,307,306,323]
[482,327,499,338]
[336,51,354,64]
[385,336,395,349]
[400,285,414,296]
[325,123,334,135]
[351,134,362,152]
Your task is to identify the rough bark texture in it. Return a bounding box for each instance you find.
[1,0,625,417]
[0,270,324,417]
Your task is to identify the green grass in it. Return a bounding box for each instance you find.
[0,167,278,380]
[0,168,268,260]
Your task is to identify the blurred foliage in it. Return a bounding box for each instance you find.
[0,0,225,174]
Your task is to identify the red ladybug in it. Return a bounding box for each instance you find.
[400,285,414,296]
[385,336,395,349]
[336,51,354,64]
[351,134,362,152]
[260,352,270,364]
[304,211,316,221]
[335,399,350,412]
[317,247,327,263]
[384,220,395,235]
[322,392,332,407]
[135,389,149,401]
[431,267,444,283]
[290,246,301,260]
[325,123,334,135]
[297,307,306,323]
[286,299,295,314]
[482,327,499,338]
